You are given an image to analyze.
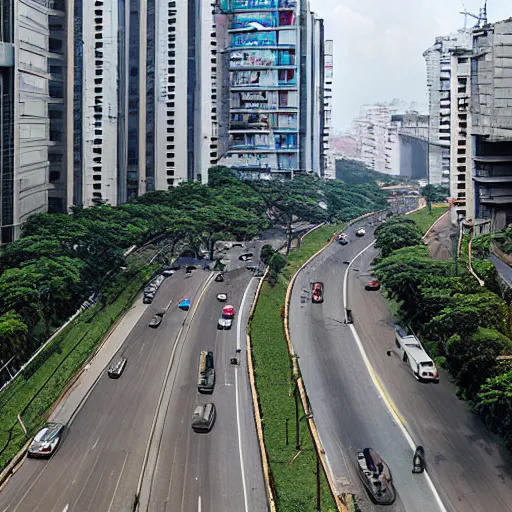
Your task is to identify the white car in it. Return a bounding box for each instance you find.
[216,293,228,302]
[217,317,233,330]
[356,228,366,237]
[28,423,65,458]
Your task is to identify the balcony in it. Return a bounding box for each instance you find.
[220,0,297,12]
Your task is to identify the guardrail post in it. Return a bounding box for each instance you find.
[17,415,27,435]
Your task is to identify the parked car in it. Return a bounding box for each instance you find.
[149,310,165,328]
[216,293,228,302]
[217,317,233,330]
[238,253,254,261]
[365,280,380,291]
[357,448,396,505]
[356,228,366,237]
[162,268,176,277]
[143,293,155,304]
[191,403,216,433]
[28,423,65,458]
[222,305,235,318]
[108,357,127,379]
[311,282,324,304]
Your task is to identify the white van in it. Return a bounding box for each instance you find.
[394,328,439,383]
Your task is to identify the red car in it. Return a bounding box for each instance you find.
[222,305,235,318]
[311,282,324,303]
[365,280,380,291]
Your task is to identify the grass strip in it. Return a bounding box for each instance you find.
[250,223,344,511]
[0,264,155,472]
[407,206,449,235]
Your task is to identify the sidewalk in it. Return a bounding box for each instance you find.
[49,297,148,424]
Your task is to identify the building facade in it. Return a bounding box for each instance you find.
[216,0,326,178]
[322,38,334,179]
[470,19,512,232]
[423,30,472,186]
[352,104,401,176]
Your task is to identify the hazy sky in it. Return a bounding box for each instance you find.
[309,0,511,131]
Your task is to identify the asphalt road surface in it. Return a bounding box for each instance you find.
[142,270,267,512]
[289,219,442,512]
[0,241,270,512]
[423,210,452,261]
[0,270,208,512]
[349,243,512,512]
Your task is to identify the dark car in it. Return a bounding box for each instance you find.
[365,280,380,291]
[149,310,165,328]
[191,403,216,433]
[357,448,396,505]
[143,293,154,304]
[108,357,127,379]
[28,423,65,458]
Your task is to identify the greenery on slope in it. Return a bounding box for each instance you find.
[373,213,512,450]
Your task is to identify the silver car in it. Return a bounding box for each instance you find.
[191,403,216,433]
[217,317,233,330]
[28,423,65,458]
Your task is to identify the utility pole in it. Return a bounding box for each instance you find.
[316,451,322,511]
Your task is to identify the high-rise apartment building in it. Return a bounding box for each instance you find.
[0,0,66,245]
[215,0,327,178]
[423,30,471,186]
[352,104,401,175]
[322,39,335,179]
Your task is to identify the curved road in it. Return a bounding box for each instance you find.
[0,241,271,512]
[349,242,512,512]
[290,220,442,512]
[290,218,512,512]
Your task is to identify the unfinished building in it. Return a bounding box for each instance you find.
[471,19,512,233]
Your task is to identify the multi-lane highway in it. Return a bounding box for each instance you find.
[289,218,512,512]
[0,240,271,512]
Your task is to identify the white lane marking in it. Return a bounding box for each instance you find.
[107,451,129,512]
[198,495,202,512]
[237,278,254,352]
[343,241,375,322]
[234,278,254,512]
[61,506,69,512]
[345,242,448,512]
[91,437,99,451]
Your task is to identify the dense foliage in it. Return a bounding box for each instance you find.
[335,158,409,186]
[374,214,512,448]
[0,167,386,367]
[374,215,423,258]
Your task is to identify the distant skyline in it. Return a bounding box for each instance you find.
[309,0,511,131]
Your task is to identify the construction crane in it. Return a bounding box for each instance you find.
[460,0,488,29]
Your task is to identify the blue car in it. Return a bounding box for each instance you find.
[178,299,191,311]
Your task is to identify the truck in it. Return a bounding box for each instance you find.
[197,350,215,393]
[394,327,439,383]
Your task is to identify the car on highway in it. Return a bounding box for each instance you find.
[28,423,65,458]
[238,253,254,261]
[217,317,233,330]
[365,280,380,291]
[197,351,215,393]
[149,310,165,328]
[162,268,176,277]
[356,228,366,237]
[215,273,225,282]
[178,299,191,311]
[357,448,396,505]
[222,305,235,318]
[108,357,127,379]
[216,293,228,302]
[337,233,348,245]
[192,403,216,433]
[311,282,324,304]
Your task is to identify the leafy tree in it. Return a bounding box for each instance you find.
[375,221,422,258]
[420,184,449,204]
[446,328,512,399]
[260,244,275,265]
[268,253,287,286]
[475,371,512,448]
[0,311,28,362]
